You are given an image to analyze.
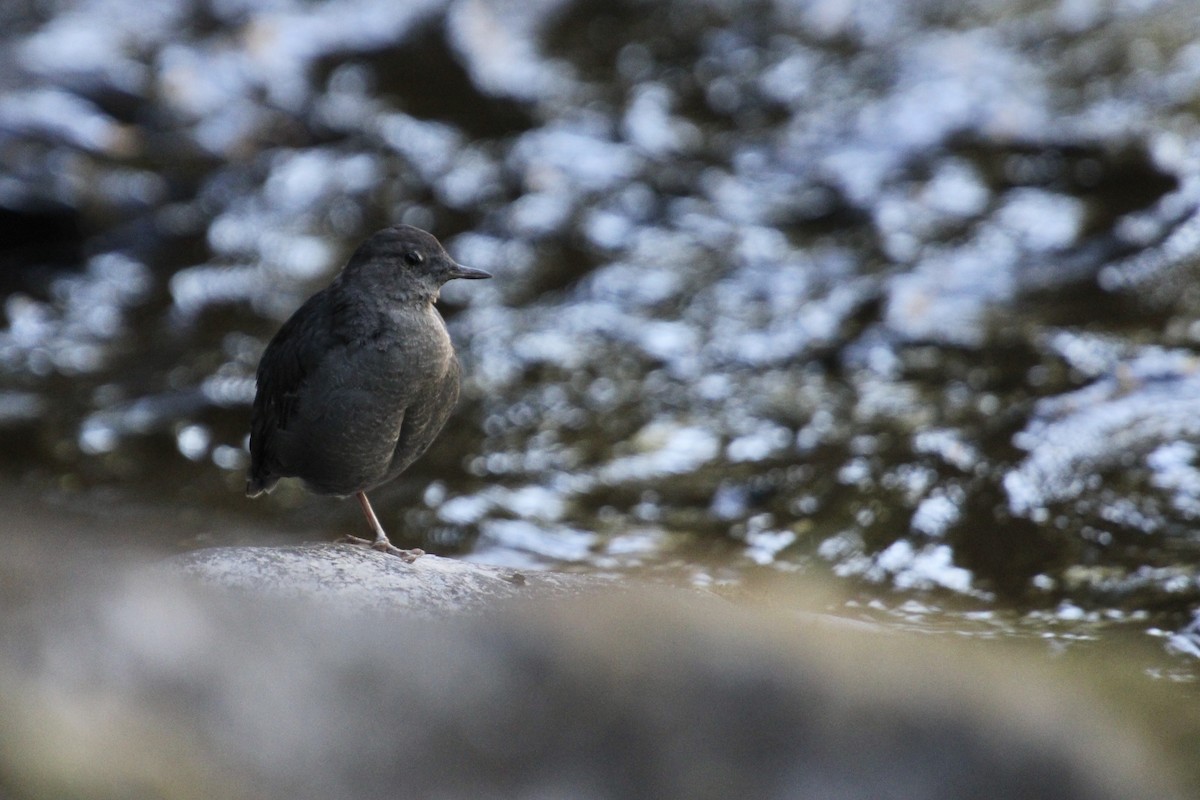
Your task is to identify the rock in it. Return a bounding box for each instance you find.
[164,543,607,613]
[0,546,1187,800]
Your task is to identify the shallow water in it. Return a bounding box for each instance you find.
[4,0,1200,764]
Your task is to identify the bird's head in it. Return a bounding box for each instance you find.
[341,225,491,302]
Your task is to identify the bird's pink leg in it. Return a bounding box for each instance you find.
[338,491,424,562]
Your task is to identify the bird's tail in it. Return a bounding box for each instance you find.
[245,474,278,498]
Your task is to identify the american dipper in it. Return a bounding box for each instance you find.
[246,225,491,560]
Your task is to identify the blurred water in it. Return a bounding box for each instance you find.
[4,0,1200,694]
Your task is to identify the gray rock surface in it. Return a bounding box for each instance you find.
[0,552,1184,800]
[166,543,610,613]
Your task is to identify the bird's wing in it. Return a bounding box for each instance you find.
[248,289,338,486]
[388,356,462,479]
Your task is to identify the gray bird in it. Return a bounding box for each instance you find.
[246,225,491,560]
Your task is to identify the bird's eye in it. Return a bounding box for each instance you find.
[404,251,424,266]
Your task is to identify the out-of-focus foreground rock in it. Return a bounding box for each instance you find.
[0,541,1187,800]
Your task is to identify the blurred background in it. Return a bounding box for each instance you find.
[3,0,1200,756]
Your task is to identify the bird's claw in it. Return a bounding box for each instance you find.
[372,542,425,563]
[337,535,424,562]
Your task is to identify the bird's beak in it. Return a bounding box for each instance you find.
[446,262,492,280]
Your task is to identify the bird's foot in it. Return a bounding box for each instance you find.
[337,534,424,562]
[372,541,425,563]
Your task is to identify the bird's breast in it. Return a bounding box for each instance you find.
[370,304,456,391]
